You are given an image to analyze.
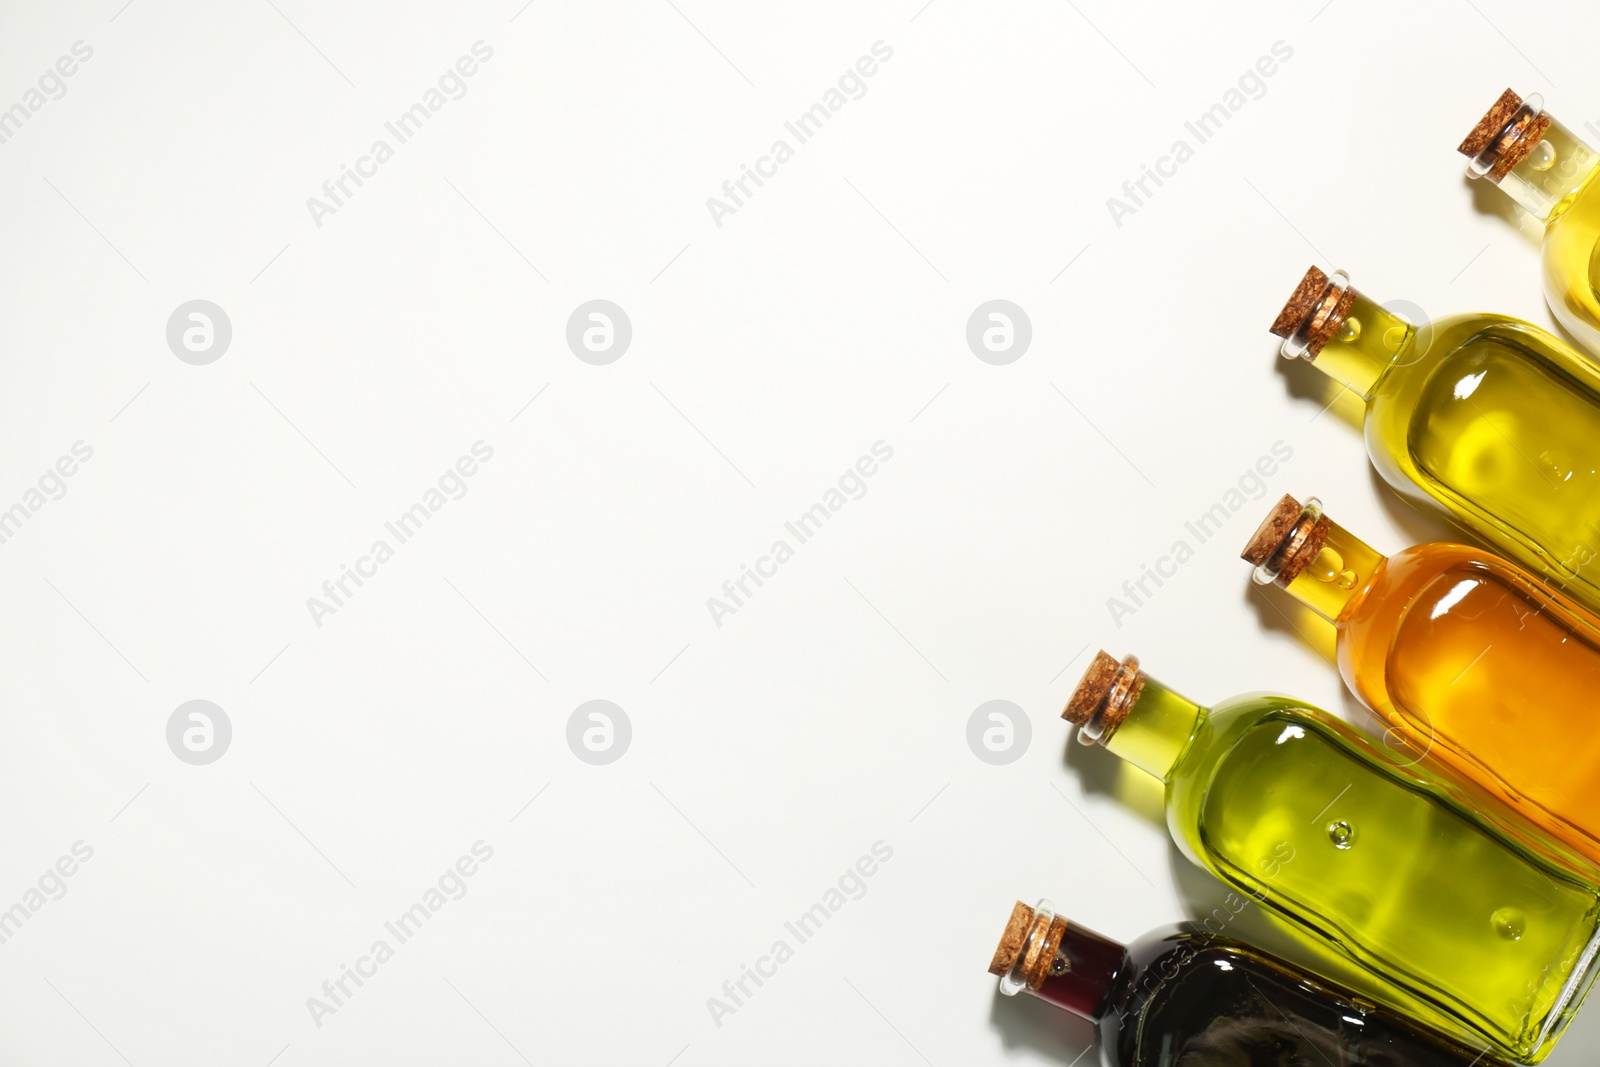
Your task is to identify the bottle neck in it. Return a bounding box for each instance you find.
[1031,922,1127,1021]
[1488,112,1600,223]
[1102,674,1204,782]
[1304,287,1413,399]
[1277,517,1385,623]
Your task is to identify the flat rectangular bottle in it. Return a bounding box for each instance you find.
[1459,89,1600,355]
[988,899,1506,1066]
[1270,265,1600,615]
[1063,651,1600,1063]
[1241,493,1600,875]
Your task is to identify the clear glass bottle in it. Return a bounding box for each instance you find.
[1458,89,1600,354]
[1270,264,1600,613]
[989,899,1504,1066]
[1241,493,1600,873]
[1063,651,1600,1063]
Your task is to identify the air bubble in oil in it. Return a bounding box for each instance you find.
[1492,907,1527,941]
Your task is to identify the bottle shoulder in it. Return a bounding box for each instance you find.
[1166,696,1335,797]
[1370,542,1578,622]
[1339,544,1479,672]
[1120,923,1264,976]
[1191,693,1329,737]
[1373,313,1597,401]
[1544,163,1600,238]
[1170,692,1446,801]
[1368,542,1493,595]
[1120,925,1310,992]
[1360,313,1600,500]
[1099,926,1211,1067]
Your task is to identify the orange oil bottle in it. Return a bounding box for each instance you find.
[1243,493,1600,870]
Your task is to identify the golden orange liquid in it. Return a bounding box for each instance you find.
[1338,543,1600,864]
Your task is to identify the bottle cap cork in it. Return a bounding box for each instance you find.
[1458,88,1551,181]
[1063,650,1143,745]
[988,901,1034,976]
[988,900,1067,989]
[1241,494,1330,585]
[1458,88,1524,157]
[1269,266,1355,360]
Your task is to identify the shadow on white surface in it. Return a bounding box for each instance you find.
[986,978,1097,1065]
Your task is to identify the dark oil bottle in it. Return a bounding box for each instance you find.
[990,900,1505,1066]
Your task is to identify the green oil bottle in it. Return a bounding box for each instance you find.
[1063,650,1600,1063]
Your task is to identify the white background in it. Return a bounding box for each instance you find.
[0,0,1595,1064]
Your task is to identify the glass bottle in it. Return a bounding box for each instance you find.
[1270,264,1600,613]
[1242,492,1600,874]
[1062,650,1600,1063]
[989,899,1503,1066]
[1458,89,1600,354]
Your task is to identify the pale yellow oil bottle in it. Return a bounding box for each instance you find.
[1460,88,1600,355]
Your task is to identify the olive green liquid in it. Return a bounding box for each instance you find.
[1405,332,1600,569]
[1115,688,1600,1062]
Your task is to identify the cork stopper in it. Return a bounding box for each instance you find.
[1240,494,1331,585]
[1241,494,1303,567]
[1458,89,1523,157]
[1269,266,1356,359]
[1063,650,1121,725]
[1269,265,1329,338]
[988,901,1068,989]
[1458,88,1552,181]
[1063,650,1144,745]
[988,901,1034,976]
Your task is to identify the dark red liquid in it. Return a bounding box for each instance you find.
[1034,922,1123,1018]
[1026,924,1501,1066]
